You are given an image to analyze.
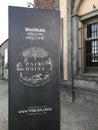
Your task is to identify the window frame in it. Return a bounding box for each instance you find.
[79,18,98,74]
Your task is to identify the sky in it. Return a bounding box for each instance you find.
[0,0,34,45]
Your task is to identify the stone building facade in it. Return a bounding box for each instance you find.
[61,0,98,103]
[0,39,8,79]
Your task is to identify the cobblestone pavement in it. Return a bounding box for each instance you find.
[0,79,98,130]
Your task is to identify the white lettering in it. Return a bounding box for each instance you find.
[25,27,46,33]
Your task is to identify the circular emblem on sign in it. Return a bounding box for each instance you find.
[16,47,53,87]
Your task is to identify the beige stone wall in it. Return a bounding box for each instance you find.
[78,0,98,15]
[59,0,67,80]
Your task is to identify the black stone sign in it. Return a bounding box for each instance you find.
[9,6,60,130]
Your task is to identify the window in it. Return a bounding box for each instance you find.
[2,55,4,77]
[4,48,8,69]
[79,21,98,73]
[87,23,98,38]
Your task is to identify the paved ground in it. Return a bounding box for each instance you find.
[0,80,8,130]
[0,79,98,130]
[61,88,98,130]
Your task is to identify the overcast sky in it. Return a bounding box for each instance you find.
[0,0,34,45]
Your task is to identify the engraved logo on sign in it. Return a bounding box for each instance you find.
[16,47,53,87]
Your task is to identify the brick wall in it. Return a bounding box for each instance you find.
[35,0,55,10]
